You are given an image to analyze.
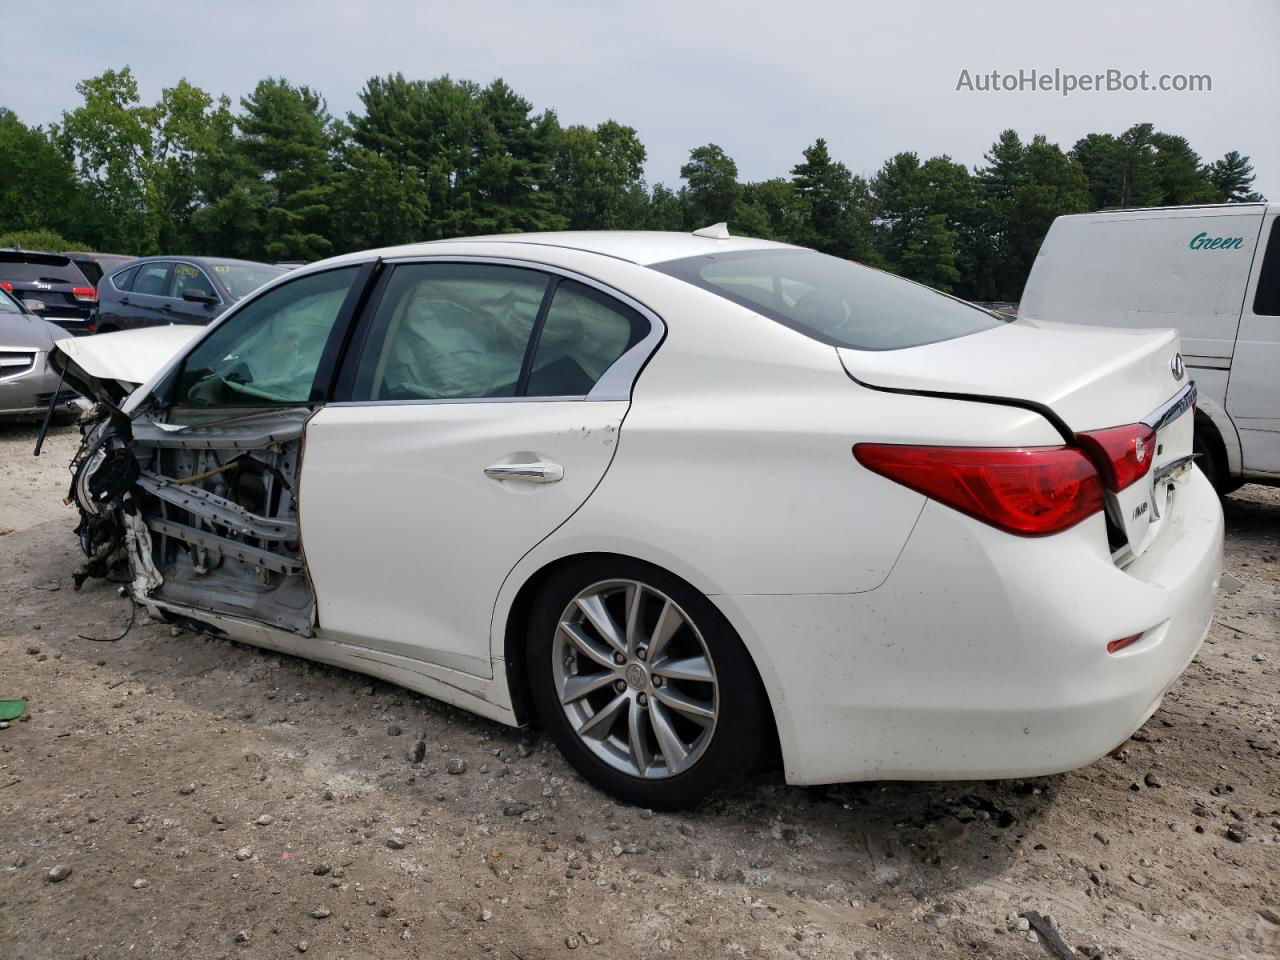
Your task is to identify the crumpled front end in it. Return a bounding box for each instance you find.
[67,405,316,634]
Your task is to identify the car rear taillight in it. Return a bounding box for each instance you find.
[1075,423,1157,492]
[0,281,12,292]
[72,286,97,302]
[853,444,1105,537]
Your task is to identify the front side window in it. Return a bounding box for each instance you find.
[352,263,548,401]
[526,280,647,396]
[652,249,1007,351]
[132,261,172,296]
[167,262,217,301]
[172,266,359,408]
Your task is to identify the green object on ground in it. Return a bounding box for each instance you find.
[0,699,28,721]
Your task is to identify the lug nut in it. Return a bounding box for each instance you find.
[636,646,648,661]
[637,693,648,706]
[613,652,626,665]
[614,680,626,693]
[653,676,664,688]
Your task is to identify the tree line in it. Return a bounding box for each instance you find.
[0,67,1265,301]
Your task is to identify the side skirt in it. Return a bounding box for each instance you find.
[146,599,519,728]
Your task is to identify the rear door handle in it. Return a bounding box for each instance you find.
[161,303,174,312]
[484,461,564,483]
[120,297,130,305]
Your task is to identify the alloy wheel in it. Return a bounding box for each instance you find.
[551,578,719,779]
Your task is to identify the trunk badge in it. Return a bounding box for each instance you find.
[1170,352,1185,381]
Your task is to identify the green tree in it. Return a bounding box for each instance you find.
[646,183,687,230]
[0,110,88,243]
[974,130,1090,300]
[899,213,960,291]
[236,78,339,260]
[332,147,429,251]
[551,120,648,229]
[680,144,741,226]
[1207,150,1265,202]
[60,69,231,253]
[790,139,876,260]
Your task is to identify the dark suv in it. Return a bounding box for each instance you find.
[0,249,99,334]
[97,256,288,332]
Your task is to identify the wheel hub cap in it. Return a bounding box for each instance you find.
[624,663,648,689]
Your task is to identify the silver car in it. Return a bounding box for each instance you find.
[0,287,80,418]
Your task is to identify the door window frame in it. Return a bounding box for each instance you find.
[329,255,666,406]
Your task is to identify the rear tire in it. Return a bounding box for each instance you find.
[1194,425,1241,496]
[526,558,769,809]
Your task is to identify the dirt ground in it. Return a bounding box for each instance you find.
[0,418,1277,960]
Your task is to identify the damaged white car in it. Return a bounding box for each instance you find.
[52,229,1224,808]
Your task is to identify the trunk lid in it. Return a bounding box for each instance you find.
[839,317,1196,561]
[837,317,1185,433]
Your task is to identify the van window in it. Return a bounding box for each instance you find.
[1253,221,1280,317]
[652,249,1007,351]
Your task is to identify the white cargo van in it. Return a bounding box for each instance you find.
[1021,202,1280,492]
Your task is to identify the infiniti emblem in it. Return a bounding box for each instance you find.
[1170,352,1185,381]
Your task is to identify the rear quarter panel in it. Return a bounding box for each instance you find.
[489,263,1063,653]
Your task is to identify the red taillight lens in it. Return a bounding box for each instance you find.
[1075,423,1157,492]
[0,281,12,292]
[853,444,1105,537]
[72,286,97,302]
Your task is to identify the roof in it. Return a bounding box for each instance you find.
[343,230,795,268]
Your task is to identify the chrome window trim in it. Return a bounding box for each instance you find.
[326,254,666,408]
[1142,381,1197,432]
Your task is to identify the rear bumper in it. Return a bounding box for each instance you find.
[716,466,1224,785]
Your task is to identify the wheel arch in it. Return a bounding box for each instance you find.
[497,551,782,766]
[1192,389,1242,476]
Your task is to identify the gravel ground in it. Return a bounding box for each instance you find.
[1,419,1277,960]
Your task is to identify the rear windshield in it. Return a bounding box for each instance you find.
[205,260,288,300]
[0,252,88,285]
[652,249,1007,351]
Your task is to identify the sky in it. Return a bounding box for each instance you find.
[2,0,1277,197]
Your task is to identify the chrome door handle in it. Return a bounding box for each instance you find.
[484,461,564,483]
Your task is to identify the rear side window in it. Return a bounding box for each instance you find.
[173,267,359,408]
[526,280,647,396]
[111,265,139,291]
[0,252,88,285]
[352,263,548,401]
[652,249,1006,351]
[1253,220,1280,316]
[132,262,172,296]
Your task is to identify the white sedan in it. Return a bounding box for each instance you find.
[54,227,1223,808]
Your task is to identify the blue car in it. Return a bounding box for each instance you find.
[96,256,288,333]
